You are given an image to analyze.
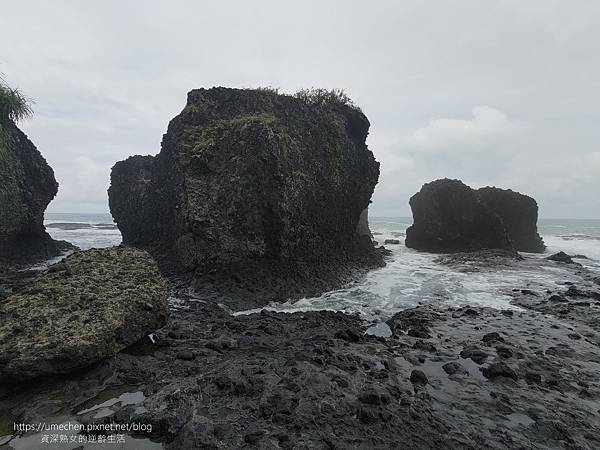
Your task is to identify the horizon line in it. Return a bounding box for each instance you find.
[45,212,600,221]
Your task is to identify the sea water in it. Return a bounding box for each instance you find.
[44,213,600,320]
[235,217,600,320]
[44,213,122,250]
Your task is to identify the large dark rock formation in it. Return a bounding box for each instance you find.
[405,179,546,254]
[0,124,71,264]
[109,88,383,304]
[0,247,168,381]
[405,179,512,252]
[477,187,545,253]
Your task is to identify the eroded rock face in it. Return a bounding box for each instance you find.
[109,88,383,303]
[405,179,512,252]
[0,124,71,263]
[356,208,372,237]
[477,187,545,253]
[107,155,156,246]
[0,247,169,381]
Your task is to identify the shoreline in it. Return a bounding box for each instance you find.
[1,250,600,449]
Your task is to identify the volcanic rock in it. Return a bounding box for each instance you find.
[356,208,372,237]
[405,179,512,252]
[410,369,429,386]
[477,187,545,253]
[0,247,168,381]
[442,362,468,376]
[109,88,383,305]
[547,252,576,264]
[0,123,73,264]
[481,362,518,381]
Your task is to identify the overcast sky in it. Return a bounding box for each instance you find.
[1,1,599,218]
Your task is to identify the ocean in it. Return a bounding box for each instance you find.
[44,213,122,250]
[44,213,600,320]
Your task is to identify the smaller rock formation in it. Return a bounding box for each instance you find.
[405,179,546,254]
[547,251,576,264]
[405,179,512,252]
[477,187,545,253]
[0,247,168,381]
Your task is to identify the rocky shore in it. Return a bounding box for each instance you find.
[1,249,599,449]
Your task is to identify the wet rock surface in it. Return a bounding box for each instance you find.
[547,251,579,265]
[434,249,524,273]
[1,251,600,449]
[405,179,513,253]
[0,247,169,381]
[109,88,384,307]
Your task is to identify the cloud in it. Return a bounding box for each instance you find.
[371,104,600,219]
[371,106,532,214]
[1,0,600,218]
[407,106,529,153]
[47,156,113,213]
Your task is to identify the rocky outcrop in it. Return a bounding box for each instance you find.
[0,123,72,264]
[107,154,156,246]
[109,88,383,304]
[405,179,546,254]
[405,179,512,252]
[0,247,168,381]
[477,187,545,253]
[547,251,577,264]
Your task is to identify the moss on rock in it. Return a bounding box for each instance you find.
[0,123,69,263]
[0,247,169,381]
[109,87,382,304]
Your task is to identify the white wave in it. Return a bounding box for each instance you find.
[237,220,600,320]
[542,234,600,268]
[44,219,122,250]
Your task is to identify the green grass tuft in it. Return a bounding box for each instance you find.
[294,88,360,110]
[0,79,33,125]
[255,86,280,95]
[0,78,34,149]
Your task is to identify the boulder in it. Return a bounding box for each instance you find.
[547,251,575,264]
[481,362,518,381]
[109,88,383,303]
[477,187,545,253]
[405,179,512,252]
[0,123,72,264]
[0,247,168,381]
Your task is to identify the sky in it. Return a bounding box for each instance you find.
[1,0,599,218]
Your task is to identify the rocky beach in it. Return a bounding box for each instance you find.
[2,237,600,449]
[1,87,600,450]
